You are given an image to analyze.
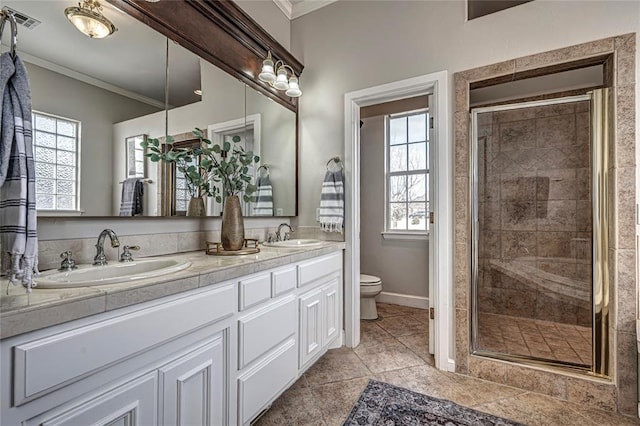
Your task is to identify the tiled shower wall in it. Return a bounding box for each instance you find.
[454,34,637,416]
[476,101,592,327]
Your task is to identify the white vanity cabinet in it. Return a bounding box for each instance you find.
[2,282,235,426]
[0,249,344,426]
[159,334,226,426]
[298,253,343,370]
[24,371,159,426]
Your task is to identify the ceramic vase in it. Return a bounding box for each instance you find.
[221,195,245,250]
[187,196,206,216]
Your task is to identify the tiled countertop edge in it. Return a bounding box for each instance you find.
[1,243,345,339]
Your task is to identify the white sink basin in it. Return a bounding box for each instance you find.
[263,239,324,248]
[36,258,192,288]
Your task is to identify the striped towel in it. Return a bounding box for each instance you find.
[252,175,273,216]
[0,53,38,291]
[119,178,144,216]
[319,169,344,233]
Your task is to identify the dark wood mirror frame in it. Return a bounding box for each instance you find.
[107,0,303,112]
[106,0,302,217]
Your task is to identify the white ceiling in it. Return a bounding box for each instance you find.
[2,0,201,107]
[272,0,339,20]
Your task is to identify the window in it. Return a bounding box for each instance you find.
[32,111,80,211]
[175,170,190,213]
[385,110,429,234]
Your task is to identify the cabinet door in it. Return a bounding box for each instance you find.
[159,333,225,426]
[322,278,340,347]
[28,372,157,426]
[299,288,323,368]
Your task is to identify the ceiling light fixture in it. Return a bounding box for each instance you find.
[64,0,117,39]
[258,51,302,98]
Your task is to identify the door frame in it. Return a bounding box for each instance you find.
[343,71,455,371]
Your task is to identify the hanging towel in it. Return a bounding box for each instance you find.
[319,168,344,233]
[119,178,144,216]
[252,175,273,216]
[0,53,38,291]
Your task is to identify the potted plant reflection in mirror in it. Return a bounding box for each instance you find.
[142,128,260,223]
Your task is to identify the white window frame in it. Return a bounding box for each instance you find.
[383,109,429,240]
[32,110,82,214]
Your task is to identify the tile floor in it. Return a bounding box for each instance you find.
[255,303,639,426]
[477,312,592,365]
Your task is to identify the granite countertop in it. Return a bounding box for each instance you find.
[1,242,345,339]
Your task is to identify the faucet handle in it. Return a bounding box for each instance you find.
[120,245,140,262]
[59,251,77,271]
[267,233,276,243]
[284,232,291,241]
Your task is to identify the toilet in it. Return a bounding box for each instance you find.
[360,274,383,320]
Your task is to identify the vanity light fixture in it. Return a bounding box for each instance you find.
[258,51,302,98]
[64,0,117,39]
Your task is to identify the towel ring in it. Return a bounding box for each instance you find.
[0,9,18,59]
[326,156,343,172]
[257,164,270,177]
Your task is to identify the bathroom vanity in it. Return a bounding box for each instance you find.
[0,243,344,425]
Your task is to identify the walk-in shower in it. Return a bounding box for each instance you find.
[471,89,610,376]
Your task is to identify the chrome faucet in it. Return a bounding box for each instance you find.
[276,223,293,241]
[94,229,120,266]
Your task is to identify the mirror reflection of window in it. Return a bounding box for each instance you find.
[32,111,80,212]
[175,171,189,214]
[164,138,201,216]
[125,135,147,178]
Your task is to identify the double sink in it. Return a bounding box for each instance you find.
[36,239,323,289]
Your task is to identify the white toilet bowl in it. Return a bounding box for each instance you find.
[360,274,383,320]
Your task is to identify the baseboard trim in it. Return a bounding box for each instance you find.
[376,292,429,309]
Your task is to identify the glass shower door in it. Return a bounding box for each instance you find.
[471,95,594,369]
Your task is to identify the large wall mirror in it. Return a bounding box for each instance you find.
[3,0,298,217]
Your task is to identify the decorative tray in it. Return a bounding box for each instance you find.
[205,239,260,256]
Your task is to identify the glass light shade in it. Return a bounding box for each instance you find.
[258,58,275,83]
[65,2,116,39]
[285,76,302,97]
[273,67,289,90]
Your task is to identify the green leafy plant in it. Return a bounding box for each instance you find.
[141,128,260,203]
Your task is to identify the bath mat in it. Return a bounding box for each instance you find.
[343,380,525,426]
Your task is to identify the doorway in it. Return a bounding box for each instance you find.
[343,71,454,371]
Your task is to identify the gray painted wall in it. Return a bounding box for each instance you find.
[291,0,640,227]
[27,62,161,216]
[360,116,429,298]
[235,0,291,50]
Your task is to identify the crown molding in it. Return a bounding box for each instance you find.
[273,0,293,19]
[273,0,339,20]
[16,50,166,109]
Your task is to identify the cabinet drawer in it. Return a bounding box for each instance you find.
[13,283,235,405]
[272,267,297,297]
[238,339,296,425]
[239,273,272,311]
[238,295,296,369]
[297,252,342,287]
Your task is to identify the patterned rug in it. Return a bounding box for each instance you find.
[343,380,525,426]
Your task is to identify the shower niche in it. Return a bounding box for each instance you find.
[470,83,611,375]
